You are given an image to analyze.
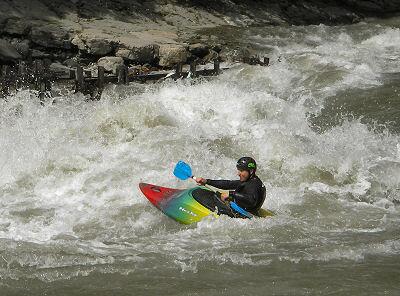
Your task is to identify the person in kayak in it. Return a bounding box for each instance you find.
[195,157,266,215]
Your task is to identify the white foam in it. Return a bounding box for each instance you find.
[0,20,399,281]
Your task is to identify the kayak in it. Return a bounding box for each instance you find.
[139,182,274,224]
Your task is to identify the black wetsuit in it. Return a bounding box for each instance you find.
[206,175,266,215]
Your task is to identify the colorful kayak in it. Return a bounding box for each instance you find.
[139,182,274,224]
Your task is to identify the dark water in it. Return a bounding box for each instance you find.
[0,17,400,295]
[309,73,400,133]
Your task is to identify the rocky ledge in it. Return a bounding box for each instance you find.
[1,0,399,71]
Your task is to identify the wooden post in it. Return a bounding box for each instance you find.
[43,59,51,70]
[69,69,76,79]
[38,80,46,105]
[93,66,106,100]
[98,66,105,89]
[32,60,47,103]
[0,65,6,78]
[263,57,270,66]
[33,60,43,89]
[33,60,44,77]
[117,65,128,84]
[17,61,26,88]
[33,60,45,101]
[97,66,105,89]
[175,63,182,78]
[76,65,84,92]
[213,58,220,75]
[117,65,123,84]
[123,65,128,84]
[2,65,10,79]
[43,59,51,92]
[189,61,197,77]
[0,65,6,96]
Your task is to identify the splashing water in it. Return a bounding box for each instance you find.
[0,19,399,295]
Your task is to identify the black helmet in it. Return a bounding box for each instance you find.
[236,157,257,172]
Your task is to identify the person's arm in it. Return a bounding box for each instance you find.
[195,177,241,190]
[205,179,241,190]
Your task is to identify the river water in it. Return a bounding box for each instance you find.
[1,18,400,295]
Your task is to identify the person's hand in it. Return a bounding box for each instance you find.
[195,177,207,185]
[220,192,230,201]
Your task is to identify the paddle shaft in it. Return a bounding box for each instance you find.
[191,176,213,191]
[191,177,235,207]
[192,176,252,218]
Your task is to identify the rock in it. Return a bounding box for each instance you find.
[84,63,101,77]
[217,48,230,62]
[4,18,31,36]
[2,0,400,71]
[128,64,155,76]
[115,48,130,59]
[226,47,257,63]
[71,36,86,51]
[0,39,22,62]
[189,43,210,59]
[115,44,159,64]
[212,44,223,53]
[30,49,52,59]
[158,44,188,67]
[10,39,30,58]
[72,35,114,56]
[201,49,218,64]
[30,24,70,49]
[49,62,71,77]
[282,2,362,25]
[86,38,114,56]
[63,58,79,68]
[97,56,124,74]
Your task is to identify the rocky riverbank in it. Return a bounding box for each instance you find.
[1,0,400,71]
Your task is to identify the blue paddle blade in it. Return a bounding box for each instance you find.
[230,202,253,219]
[173,161,193,180]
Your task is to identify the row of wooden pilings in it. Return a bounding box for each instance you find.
[0,59,223,100]
[71,59,223,99]
[1,56,269,101]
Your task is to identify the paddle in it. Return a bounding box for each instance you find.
[173,160,221,194]
[173,160,196,181]
[173,160,253,219]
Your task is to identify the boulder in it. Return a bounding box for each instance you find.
[30,24,70,49]
[72,35,114,56]
[30,49,52,59]
[189,43,210,59]
[4,18,31,36]
[223,46,257,63]
[97,56,124,74]
[63,58,80,68]
[0,39,22,62]
[217,48,229,62]
[10,39,30,58]
[86,38,114,56]
[116,44,159,65]
[49,62,71,77]
[158,44,188,67]
[201,49,219,64]
[282,3,361,25]
[71,35,86,51]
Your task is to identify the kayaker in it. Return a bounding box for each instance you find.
[195,157,266,215]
